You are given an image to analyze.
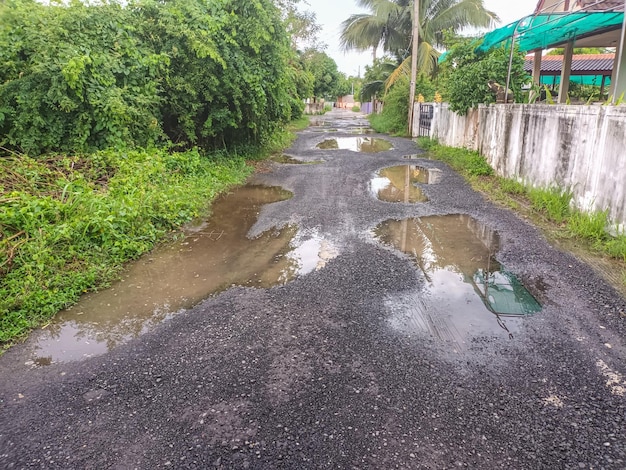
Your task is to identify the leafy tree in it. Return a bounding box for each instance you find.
[361,57,402,101]
[301,50,343,100]
[340,0,498,79]
[440,39,528,115]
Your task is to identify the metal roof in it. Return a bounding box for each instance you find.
[524,53,615,74]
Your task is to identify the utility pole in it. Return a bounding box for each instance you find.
[407,0,420,136]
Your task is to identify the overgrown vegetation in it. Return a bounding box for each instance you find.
[0,0,326,347]
[0,149,252,344]
[369,75,436,135]
[417,138,626,267]
[438,39,528,115]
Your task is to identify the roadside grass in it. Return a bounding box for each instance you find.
[369,113,409,137]
[0,120,306,349]
[416,137,626,284]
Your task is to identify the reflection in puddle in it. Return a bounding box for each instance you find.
[375,215,541,346]
[316,137,393,153]
[370,165,441,203]
[404,154,424,160]
[271,155,321,165]
[349,128,374,135]
[31,186,338,364]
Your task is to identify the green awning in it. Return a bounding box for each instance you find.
[540,75,611,85]
[477,12,624,53]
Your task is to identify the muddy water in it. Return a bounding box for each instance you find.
[370,165,442,203]
[375,215,541,346]
[316,137,393,153]
[30,185,338,364]
[271,155,320,164]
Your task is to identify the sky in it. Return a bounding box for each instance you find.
[306,0,541,76]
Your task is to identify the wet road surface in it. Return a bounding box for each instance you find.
[1,109,626,469]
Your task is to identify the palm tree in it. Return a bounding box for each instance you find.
[340,0,499,80]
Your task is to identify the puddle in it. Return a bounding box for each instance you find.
[316,137,393,153]
[30,186,338,364]
[404,154,425,160]
[270,155,321,165]
[370,165,439,203]
[349,128,374,135]
[374,215,541,346]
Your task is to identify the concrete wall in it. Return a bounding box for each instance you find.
[304,102,325,115]
[416,102,626,228]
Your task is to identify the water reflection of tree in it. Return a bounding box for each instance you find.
[378,215,500,276]
[377,166,428,203]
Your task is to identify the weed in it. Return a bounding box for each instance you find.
[499,178,526,195]
[569,209,609,242]
[527,186,572,223]
[417,140,492,176]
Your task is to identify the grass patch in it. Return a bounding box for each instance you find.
[417,138,626,276]
[415,137,492,176]
[369,113,409,136]
[527,186,572,223]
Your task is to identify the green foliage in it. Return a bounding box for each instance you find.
[568,209,610,242]
[605,236,626,262]
[499,177,527,195]
[416,138,493,176]
[369,79,410,135]
[0,0,299,154]
[352,106,361,112]
[301,49,344,100]
[369,75,436,135]
[527,186,572,223]
[0,149,252,345]
[440,39,528,115]
[339,0,498,78]
[361,57,398,101]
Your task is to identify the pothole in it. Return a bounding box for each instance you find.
[349,127,374,135]
[30,185,338,364]
[370,165,440,203]
[374,215,541,346]
[316,137,393,153]
[271,155,321,165]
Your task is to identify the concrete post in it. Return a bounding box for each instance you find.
[558,41,574,104]
[532,50,543,85]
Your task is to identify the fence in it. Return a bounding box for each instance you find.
[413,102,626,229]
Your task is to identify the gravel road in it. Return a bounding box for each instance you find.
[1,109,625,469]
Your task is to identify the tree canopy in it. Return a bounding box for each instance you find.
[0,0,308,154]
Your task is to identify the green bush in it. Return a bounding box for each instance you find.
[0,0,299,154]
[440,40,528,115]
[369,75,436,136]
